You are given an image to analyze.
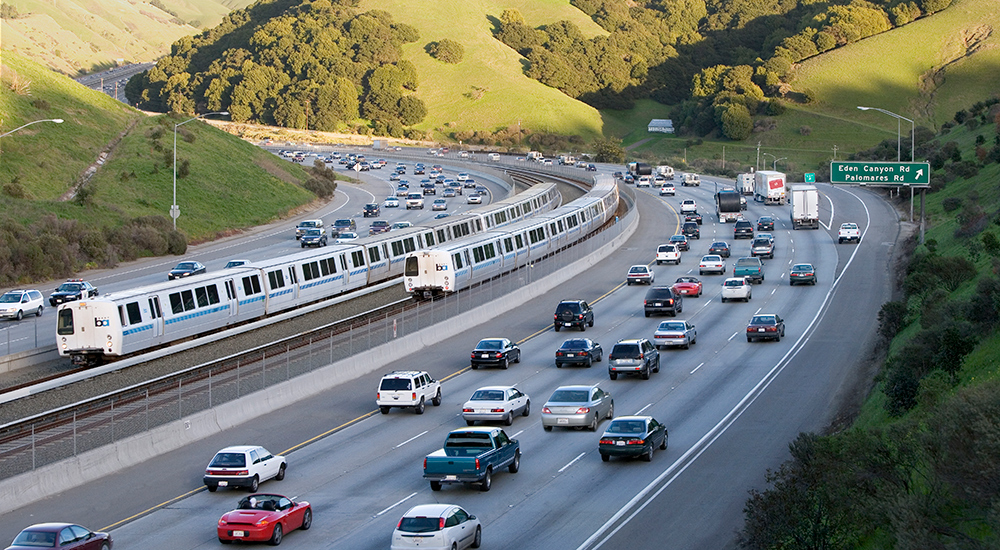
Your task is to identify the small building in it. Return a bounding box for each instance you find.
[647,119,674,133]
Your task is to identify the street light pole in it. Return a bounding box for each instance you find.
[172,111,228,230]
[774,157,787,171]
[857,105,919,238]
[0,118,64,138]
[762,152,775,170]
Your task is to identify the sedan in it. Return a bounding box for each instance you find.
[389,172,401,181]
[658,184,675,196]
[599,415,668,462]
[698,255,726,275]
[541,384,614,431]
[168,261,206,280]
[555,338,603,368]
[6,523,112,550]
[391,221,413,230]
[626,265,654,285]
[671,276,702,297]
[685,212,703,225]
[335,232,359,243]
[391,504,481,550]
[789,263,817,285]
[653,320,697,349]
[384,196,400,208]
[443,187,458,197]
[668,234,689,251]
[396,186,410,196]
[467,193,482,204]
[217,494,312,545]
[721,277,752,302]
[432,198,448,211]
[708,241,731,258]
[746,314,785,342]
[470,338,520,369]
[757,216,775,231]
[462,386,530,426]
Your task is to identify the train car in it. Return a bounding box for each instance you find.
[404,176,618,298]
[55,181,562,365]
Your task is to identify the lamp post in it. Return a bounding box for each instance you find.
[773,157,787,171]
[172,111,228,230]
[0,118,64,138]
[762,152,775,169]
[856,106,914,162]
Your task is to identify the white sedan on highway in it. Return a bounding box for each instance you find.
[699,255,726,275]
[721,277,752,302]
[462,386,530,426]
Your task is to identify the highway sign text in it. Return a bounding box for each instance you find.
[830,161,930,186]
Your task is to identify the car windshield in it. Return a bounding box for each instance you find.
[751,316,776,324]
[339,232,358,239]
[12,530,57,547]
[302,221,321,228]
[712,242,727,248]
[556,304,581,314]
[335,220,351,227]
[629,267,647,274]
[549,390,589,403]
[471,390,505,401]
[725,280,745,287]
[793,264,812,271]
[610,344,640,358]
[559,339,587,350]
[670,236,684,242]
[176,262,198,270]
[209,452,246,467]
[0,292,21,303]
[398,517,442,533]
[56,283,82,292]
[476,339,503,350]
[702,256,720,262]
[607,420,646,434]
[304,229,322,236]
[736,258,759,266]
[658,245,674,252]
[659,322,686,331]
[380,378,411,391]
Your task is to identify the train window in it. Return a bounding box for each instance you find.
[57,308,74,335]
[549,222,558,236]
[391,241,404,257]
[196,287,209,308]
[170,293,184,314]
[475,218,482,231]
[320,257,337,275]
[224,281,235,300]
[302,261,320,281]
[404,256,419,276]
[181,290,196,311]
[206,285,220,305]
[472,246,483,263]
[351,250,365,268]
[524,201,532,213]
[504,238,513,253]
[515,234,524,248]
[452,253,463,270]
[149,297,162,318]
[340,255,348,272]
[485,243,496,259]
[268,270,285,289]
[404,238,415,253]
[424,232,435,246]
[288,267,298,285]
[368,246,381,262]
[126,302,142,325]
[436,229,446,244]
[242,275,262,295]
[118,305,126,327]
[558,219,565,232]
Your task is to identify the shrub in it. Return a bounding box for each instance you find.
[942,197,962,212]
[428,39,464,64]
[799,125,812,136]
[878,301,908,339]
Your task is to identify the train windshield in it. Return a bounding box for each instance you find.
[404,256,419,277]
[57,308,75,335]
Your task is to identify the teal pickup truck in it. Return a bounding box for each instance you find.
[733,257,764,284]
[423,427,520,492]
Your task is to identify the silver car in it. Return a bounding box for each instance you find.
[652,320,697,349]
[462,386,530,426]
[541,384,614,432]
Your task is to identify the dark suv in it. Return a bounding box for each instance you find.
[643,286,683,317]
[608,339,659,380]
[682,221,700,239]
[363,203,380,217]
[554,300,594,332]
[734,219,754,239]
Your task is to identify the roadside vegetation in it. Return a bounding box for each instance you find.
[738,99,1000,549]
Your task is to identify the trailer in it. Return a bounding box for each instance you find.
[789,184,820,229]
[627,162,653,176]
[716,189,742,223]
[736,172,755,195]
[754,170,786,205]
[656,165,675,180]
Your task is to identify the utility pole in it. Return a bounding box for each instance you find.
[832,145,838,160]
[756,141,761,171]
[722,146,725,172]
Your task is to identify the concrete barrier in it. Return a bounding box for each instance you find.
[0,212,637,514]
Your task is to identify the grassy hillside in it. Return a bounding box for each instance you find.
[0,0,253,75]
[0,50,315,244]
[358,0,606,139]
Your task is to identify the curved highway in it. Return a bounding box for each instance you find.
[0,173,898,550]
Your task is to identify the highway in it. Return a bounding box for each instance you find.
[0,173,899,549]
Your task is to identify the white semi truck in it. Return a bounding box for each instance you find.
[789,184,820,229]
[754,170,786,205]
[736,171,755,195]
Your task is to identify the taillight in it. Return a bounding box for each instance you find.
[471,353,476,359]
[439,518,446,530]
[627,439,645,445]
[599,439,614,445]
[542,406,552,414]
[643,300,649,305]
[423,458,427,469]
[397,518,404,529]
[412,392,417,400]
[556,351,563,357]
[579,351,588,356]
[667,299,673,305]
[494,353,502,358]
[554,314,558,320]
[491,408,505,413]
[575,407,591,414]
[376,392,380,400]
[463,408,474,412]
[577,314,583,320]
[475,458,480,470]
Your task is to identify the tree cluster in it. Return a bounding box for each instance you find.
[126,0,426,135]
[428,39,464,64]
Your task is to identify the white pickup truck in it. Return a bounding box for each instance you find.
[838,223,860,244]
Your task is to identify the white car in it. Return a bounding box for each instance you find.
[391,221,413,230]
[432,198,448,211]
[378,370,442,414]
[652,320,697,349]
[384,196,400,208]
[462,386,530,426]
[659,184,675,196]
[698,255,727,275]
[626,265,655,285]
[457,173,469,182]
[680,199,697,214]
[721,277,753,302]
[656,244,681,265]
[391,504,481,550]
[203,445,286,492]
[636,176,652,188]
[335,231,359,243]
[406,193,425,209]
[0,289,44,320]
[467,193,482,204]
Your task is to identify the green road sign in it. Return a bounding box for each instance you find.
[804,173,815,183]
[830,161,930,186]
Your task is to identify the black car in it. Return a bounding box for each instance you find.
[554,300,594,332]
[48,279,99,306]
[587,164,598,171]
[613,171,624,180]
[470,338,521,369]
[599,416,668,462]
[682,221,700,239]
[668,234,689,251]
[413,165,425,175]
[555,338,604,368]
[168,261,207,280]
[421,182,436,195]
[746,314,785,342]
[643,286,683,317]
[757,216,775,231]
[734,219,754,239]
[684,212,703,225]
[363,203,380,217]
[789,263,817,285]
[709,241,731,258]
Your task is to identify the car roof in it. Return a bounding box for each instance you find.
[472,385,516,392]
[402,504,456,518]
[725,277,748,282]
[216,445,262,453]
[15,523,79,533]
[610,415,652,421]
[553,384,600,392]
[382,370,428,378]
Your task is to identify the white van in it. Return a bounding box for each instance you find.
[487,153,500,161]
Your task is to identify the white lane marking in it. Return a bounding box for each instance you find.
[558,452,587,473]
[690,362,704,374]
[394,430,428,449]
[771,288,776,295]
[754,307,762,314]
[511,429,524,438]
[821,191,834,230]
[374,492,418,517]
[728,332,738,341]
[634,403,652,415]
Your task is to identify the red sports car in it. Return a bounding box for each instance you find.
[217,494,312,545]
[671,276,703,297]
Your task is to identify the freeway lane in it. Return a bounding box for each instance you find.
[0,181,896,550]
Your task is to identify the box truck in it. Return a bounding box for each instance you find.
[656,165,675,180]
[789,185,820,229]
[754,170,786,205]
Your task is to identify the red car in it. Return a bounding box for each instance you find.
[217,494,312,545]
[6,523,111,550]
[671,276,703,297]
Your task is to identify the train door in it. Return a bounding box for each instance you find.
[222,279,239,318]
[147,296,164,338]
